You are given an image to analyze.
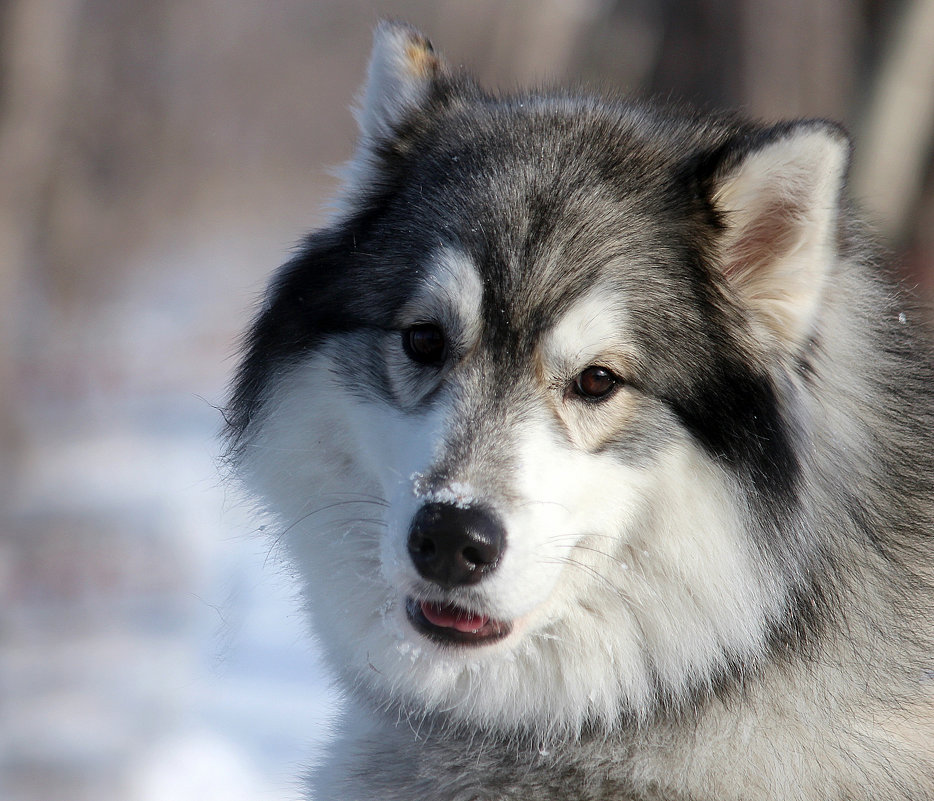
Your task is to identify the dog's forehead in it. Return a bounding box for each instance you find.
[407,242,634,363]
[392,107,700,325]
[411,101,688,226]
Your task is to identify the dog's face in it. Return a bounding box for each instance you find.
[229,24,848,737]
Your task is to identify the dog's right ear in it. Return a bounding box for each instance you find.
[336,22,447,201]
[354,21,445,145]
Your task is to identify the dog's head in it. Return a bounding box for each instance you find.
[227,23,848,738]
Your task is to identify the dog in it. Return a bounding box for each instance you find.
[225,21,934,800]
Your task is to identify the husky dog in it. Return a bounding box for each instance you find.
[226,21,934,800]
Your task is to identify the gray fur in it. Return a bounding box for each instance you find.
[227,22,934,800]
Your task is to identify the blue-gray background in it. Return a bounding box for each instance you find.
[2,1,933,799]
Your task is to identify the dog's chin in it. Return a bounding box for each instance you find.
[405,597,513,646]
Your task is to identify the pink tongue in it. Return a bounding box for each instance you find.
[421,601,489,633]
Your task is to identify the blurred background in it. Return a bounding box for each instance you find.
[1,1,933,799]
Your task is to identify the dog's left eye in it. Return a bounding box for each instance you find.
[402,324,447,366]
[573,366,619,401]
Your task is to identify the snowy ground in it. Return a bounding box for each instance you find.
[1,230,336,801]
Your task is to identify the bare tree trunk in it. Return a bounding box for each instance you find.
[0,0,82,497]
[741,0,858,121]
[434,0,595,86]
[852,0,934,243]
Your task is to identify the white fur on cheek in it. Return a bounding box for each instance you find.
[619,443,784,695]
[236,353,393,677]
[462,420,784,730]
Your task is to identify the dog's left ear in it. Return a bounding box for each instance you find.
[709,122,849,350]
[354,21,445,145]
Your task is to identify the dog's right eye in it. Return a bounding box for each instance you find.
[402,324,447,366]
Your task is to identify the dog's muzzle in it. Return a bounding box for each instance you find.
[404,502,512,645]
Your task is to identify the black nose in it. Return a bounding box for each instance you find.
[407,502,506,588]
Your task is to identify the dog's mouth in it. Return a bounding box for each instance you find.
[405,597,512,646]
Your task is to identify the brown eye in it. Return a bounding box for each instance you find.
[574,366,618,401]
[403,324,446,365]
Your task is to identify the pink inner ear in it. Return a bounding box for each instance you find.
[722,198,800,281]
